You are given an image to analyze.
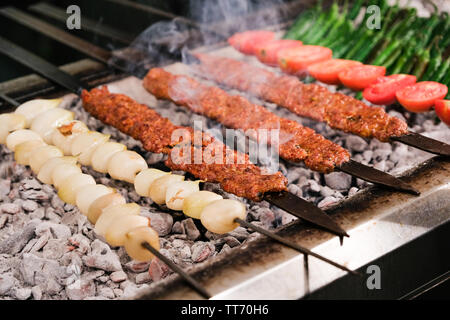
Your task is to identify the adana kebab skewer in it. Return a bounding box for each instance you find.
[143,67,419,195]
[0,38,349,239]
[0,104,359,299]
[193,53,450,158]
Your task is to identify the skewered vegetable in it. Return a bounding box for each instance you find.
[37,156,77,184]
[307,59,362,85]
[105,215,150,246]
[0,113,26,143]
[255,39,303,66]
[70,131,110,165]
[277,45,332,74]
[30,108,74,143]
[124,226,160,262]
[338,65,386,91]
[87,192,126,224]
[51,120,89,155]
[14,98,61,127]
[107,150,148,184]
[94,203,140,237]
[149,174,185,205]
[14,140,47,165]
[434,100,450,126]
[75,184,114,216]
[200,199,247,234]
[165,180,200,211]
[29,145,64,173]
[363,74,417,105]
[134,168,170,197]
[6,129,43,151]
[228,30,276,55]
[182,191,223,219]
[396,81,448,112]
[91,141,126,173]
[51,163,82,188]
[57,172,96,204]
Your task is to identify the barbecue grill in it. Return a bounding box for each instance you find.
[0,0,449,300]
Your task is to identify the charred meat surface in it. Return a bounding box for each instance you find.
[81,87,287,200]
[144,68,350,173]
[194,54,409,142]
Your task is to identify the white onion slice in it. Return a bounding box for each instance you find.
[182,191,223,219]
[14,140,47,166]
[37,156,78,185]
[6,129,43,151]
[148,174,184,205]
[57,173,96,205]
[75,184,114,216]
[134,168,169,197]
[200,199,247,234]
[105,215,150,247]
[94,203,140,238]
[14,98,62,127]
[29,145,64,173]
[70,131,110,165]
[51,121,89,155]
[107,150,148,184]
[30,108,74,143]
[87,192,126,224]
[51,163,82,189]
[165,180,200,211]
[124,226,160,262]
[0,113,27,143]
[91,142,126,173]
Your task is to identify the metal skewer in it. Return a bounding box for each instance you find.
[142,242,212,299]
[0,37,349,239]
[235,218,359,275]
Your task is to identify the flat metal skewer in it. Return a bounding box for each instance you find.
[142,242,212,299]
[235,218,359,276]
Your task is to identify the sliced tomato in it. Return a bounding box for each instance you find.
[363,74,417,105]
[255,39,303,66]
[307,59,362,85]
[338,65,386,91]
[277,45,333,75]
[435,100,450,125]
[396,81,448,112]
[228,30,276,55]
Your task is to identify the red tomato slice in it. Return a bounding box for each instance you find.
[435,100,450,125]
[307,59,363,85]
[256,40,303,66]
[277,45,333,75]
[396,81,448,112]
[228,30,276,55]
[363,74,417,105]
[338,65,386,91]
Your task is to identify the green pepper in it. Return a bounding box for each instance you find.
[432,57,450,83]
[422,36,443,80]
[307,1,341,45]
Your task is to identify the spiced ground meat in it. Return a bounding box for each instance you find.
[81,87,287,201]
[195,54,409,142]
[143,68,350,173]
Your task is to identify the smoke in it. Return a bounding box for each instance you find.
[111,0,289,75]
